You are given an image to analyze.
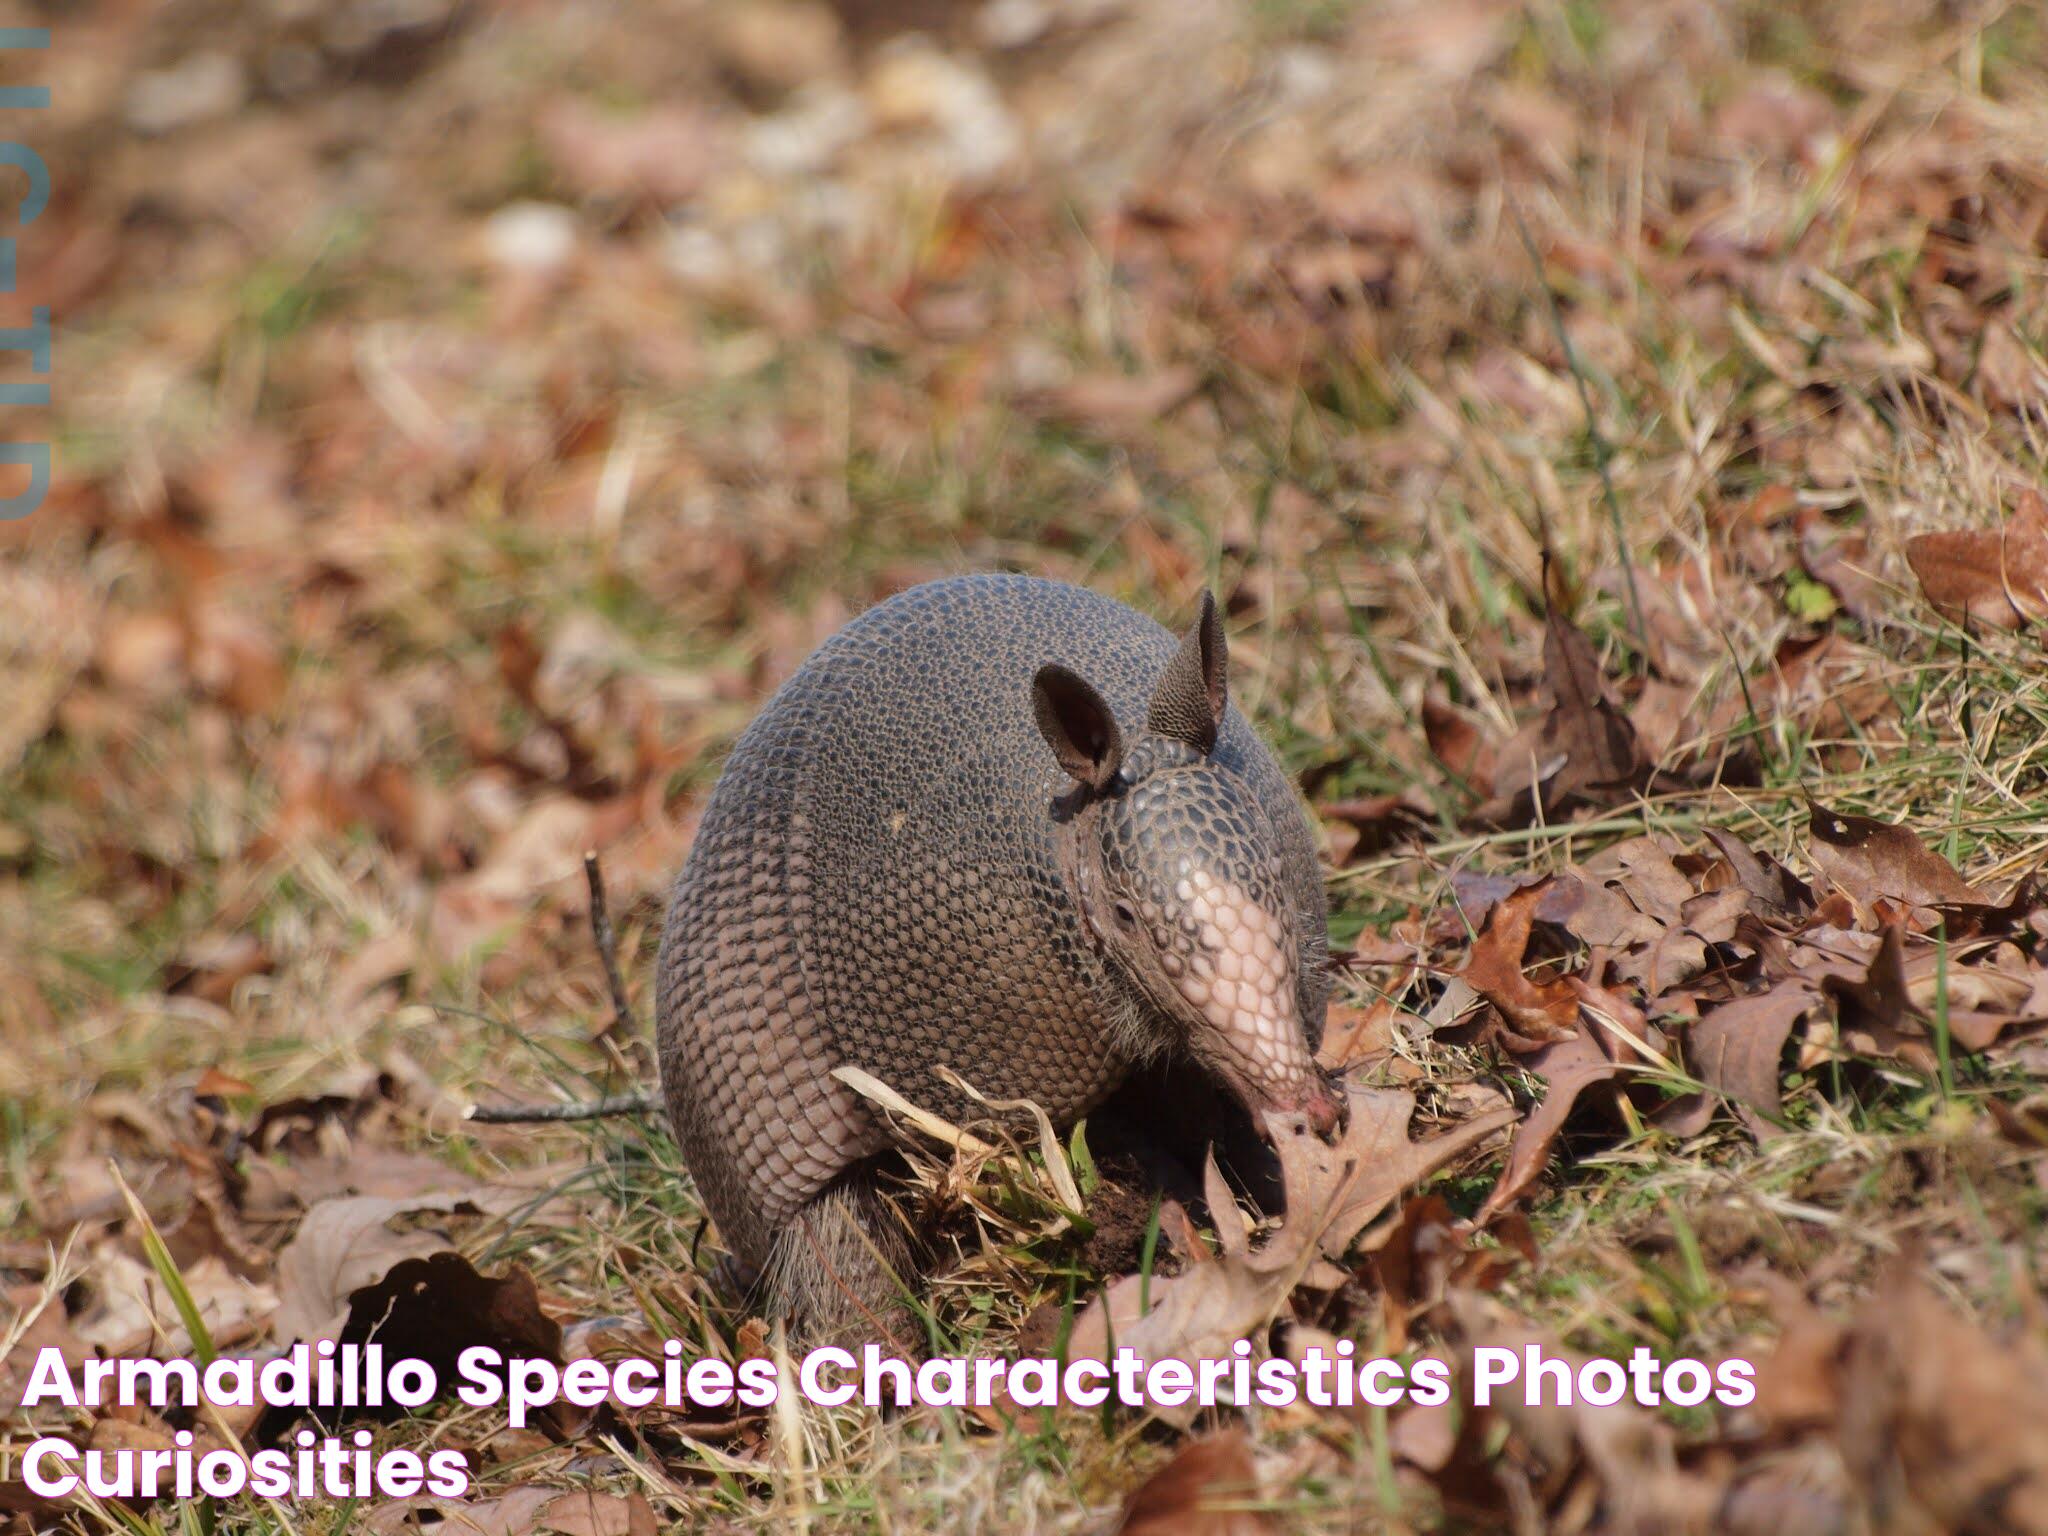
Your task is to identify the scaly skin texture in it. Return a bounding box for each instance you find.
[655,574,1329,1327]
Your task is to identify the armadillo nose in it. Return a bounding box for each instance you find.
[1301,1079,1345,1141]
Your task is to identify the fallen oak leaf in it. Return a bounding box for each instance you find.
[1702,826,1811,919]
[1319,788,1433,861]
[1537,606,1643,799]
[1423,693,1496,790]
[1831,1259,2048,1534]
[273,1192,503,1342]
[1807,802,1986,912]
[264,1202,577,1441]
[1435,869,1582,944]
[1446,1292,1738,1531]
[1351,1193,1526,1350]
[1931,867,2047,941]
[1314,998,1397,1071]
[1060,1153,1335,1428]
[1294,1086,1517,1262]
[1063,1082,1513,1426]
[335,1252,571,1431]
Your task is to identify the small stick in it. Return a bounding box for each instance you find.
[462,853,656,1127]
[585,850,639,1046]
[465,1091,657,1124]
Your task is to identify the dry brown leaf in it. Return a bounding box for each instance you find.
[1293,1085,1518,1262]
[1482,605,1645,823]
[1318,788,1432,862]
[1675,981,1820,1140]
[1448,1293,1736,1533]
[1,1282,92,1411]
[1422,692,1495,788]
[1823,921,1936,1075]
[1797,510,1886,625]
[69,1245,277,1358]
[1754,1261,2048,1535]
[1116,1430,1276,1536]
[1807,803,1986,911]
[1905,495,2048,630]
[1315,998,1396,1071]
[1461,878,1580,1045]
[273,1192,512,1341]
[1702,827,1809,918]
[1065,1082,1511,1425]
[1479,996,1628,1221]
[1352,1194,1526,1349]
[367,1488,657,1536]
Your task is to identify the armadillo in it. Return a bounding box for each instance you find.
[655,574,1339,1344]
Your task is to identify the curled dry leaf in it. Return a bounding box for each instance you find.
[1460,878,1580,1045]
[1116,1430,1276,1536]
[1820,921,1933,1074]
[1352,1194,1527,1350]
[1702,826,1808,918]
[273,1191,524,1342]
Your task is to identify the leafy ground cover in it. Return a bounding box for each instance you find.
[5,0,2048,1530]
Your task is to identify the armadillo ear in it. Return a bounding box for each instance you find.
[1146,588,1227,753]
[1033,664,1124,791]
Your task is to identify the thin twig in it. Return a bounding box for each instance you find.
[585,849,640,1046]
[465,1091,658,1124]
[462,855,655,1127]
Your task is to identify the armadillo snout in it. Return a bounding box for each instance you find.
[1293,1076,1345,1139]
[1163,870,1340,1137]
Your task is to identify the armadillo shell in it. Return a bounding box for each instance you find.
[655,574,1328,1271]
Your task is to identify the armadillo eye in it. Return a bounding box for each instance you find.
[1112,900,1139,930]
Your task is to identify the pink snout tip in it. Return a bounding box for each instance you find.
[1287,1078,1345,1140]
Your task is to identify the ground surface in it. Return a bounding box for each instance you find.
[5,0,2048,1531]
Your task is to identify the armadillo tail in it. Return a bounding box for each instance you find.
[766,1168,925,1356]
